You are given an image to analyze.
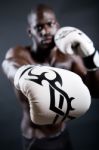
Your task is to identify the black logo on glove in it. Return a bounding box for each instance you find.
[26,67,75,124]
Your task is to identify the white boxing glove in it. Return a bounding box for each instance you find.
[14,65,91,125]
[55,26,99,70]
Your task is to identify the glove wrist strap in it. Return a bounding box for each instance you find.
[83,50,99,71]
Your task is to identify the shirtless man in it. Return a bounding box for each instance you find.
[1,4,99,150]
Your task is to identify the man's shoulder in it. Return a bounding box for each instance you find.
[5,45,30,59]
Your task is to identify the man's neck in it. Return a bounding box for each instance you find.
[31,46,57,64]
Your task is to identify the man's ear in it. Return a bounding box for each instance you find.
[27,27,32,38]
[57,22,60,29]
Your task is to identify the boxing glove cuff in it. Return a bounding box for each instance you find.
[83,50,99,70]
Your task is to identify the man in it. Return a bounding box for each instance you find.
[1,4,99,150]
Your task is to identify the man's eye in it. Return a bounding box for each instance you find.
[36,26,43,32]
[47,22,52,27]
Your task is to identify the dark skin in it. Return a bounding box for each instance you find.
[2,6,99,139]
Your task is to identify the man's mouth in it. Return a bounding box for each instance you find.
[42,37,52,44]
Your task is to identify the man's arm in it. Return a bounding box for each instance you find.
[84,69,99,98]
[72,55,99,98]
[2,46,34,83]
[71,54,99,98]
[54,27,99,98]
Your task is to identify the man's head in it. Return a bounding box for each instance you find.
[27,4,60,52]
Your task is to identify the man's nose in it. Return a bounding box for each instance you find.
[41,25,50,36]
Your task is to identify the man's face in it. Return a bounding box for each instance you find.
[28,11,59,50]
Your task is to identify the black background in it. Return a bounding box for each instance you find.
[0,0,99,149]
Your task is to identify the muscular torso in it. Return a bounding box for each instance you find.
[2,45,99,139]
